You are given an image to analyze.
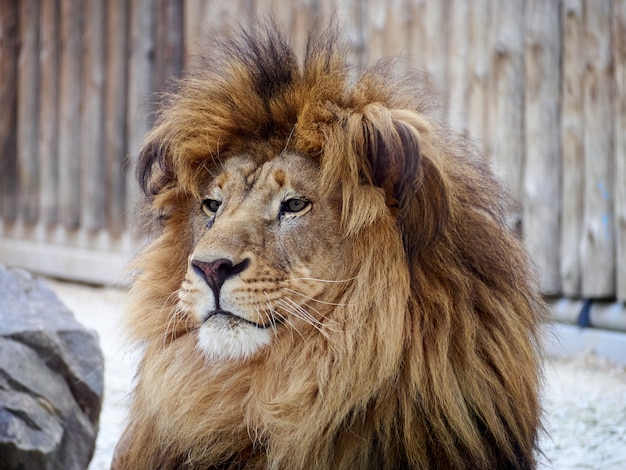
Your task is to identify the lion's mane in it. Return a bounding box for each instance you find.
[114,24,545,470]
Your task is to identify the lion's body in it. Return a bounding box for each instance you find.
[113,25,545,470]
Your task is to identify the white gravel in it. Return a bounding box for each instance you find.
[46,279,626,470]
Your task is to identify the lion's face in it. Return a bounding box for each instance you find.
[177,152,345,361]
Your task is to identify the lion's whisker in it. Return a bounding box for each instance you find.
[163,305,189,348]
[255,303,278,335]
[275,299,339,343]
[265,294,306,344]
[281,287,354,307]
[283,276,357,284]
[277,298,320,327]
[280,297,342,332]
[279,124,296,157]
[160,289,189,348]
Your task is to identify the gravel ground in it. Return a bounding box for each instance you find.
[46,279,626,470]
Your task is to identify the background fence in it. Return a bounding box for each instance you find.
[1,0,625,304]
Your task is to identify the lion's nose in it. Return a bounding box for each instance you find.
[191,258,250,296]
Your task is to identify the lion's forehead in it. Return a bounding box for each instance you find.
[208,153,319,199]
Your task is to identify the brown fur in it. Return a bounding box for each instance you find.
[113,24,545,470]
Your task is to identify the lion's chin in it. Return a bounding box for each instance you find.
[196,317,273,361]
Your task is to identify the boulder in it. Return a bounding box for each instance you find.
[0,265,104,470]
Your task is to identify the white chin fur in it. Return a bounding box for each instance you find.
[196,320,272,361]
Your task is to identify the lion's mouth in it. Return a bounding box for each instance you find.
[203,309,278,329]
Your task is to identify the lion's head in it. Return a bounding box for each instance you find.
[179,152,347,361]
[114,24,545,470]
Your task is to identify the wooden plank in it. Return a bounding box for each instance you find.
[488,0,525,232]
[0,1,19,221]
[38,0,60,226]
[183,0,212,62]
[581,0,615,298]
[361,0,411,69]
[425,0,449,121]
[0,237,131,286]
[523,0,562,295]
[382,0,411,64]
[104,0,129,235]
[154,0,183,92]
[126,0,155,230]
[184,0,253,62]
[81,0,106,231]
[262,0,295,34]
[183,0,204,61]
[361,0,385,67]
[16,0,40,223]
[406,0,428,72]
[286,0,326,55]
[333,0,365,70]
[560,0,584,297]
[58,0,82,228]
[259,0,349,44]
[466,0,490,155]
[614,0,626,300]
[448,0,470,134]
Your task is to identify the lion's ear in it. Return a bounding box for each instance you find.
[137,137,176,199]
[359,106,420,211]
[356,105,451,255]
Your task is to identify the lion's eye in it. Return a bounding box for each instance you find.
[201,198,222,215]
[281,198,309,214]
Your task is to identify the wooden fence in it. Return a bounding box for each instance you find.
[0,0,625,302]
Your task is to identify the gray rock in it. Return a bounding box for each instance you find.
[0,265,104,470]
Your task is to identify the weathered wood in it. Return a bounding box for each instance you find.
[384,0,411,65]
[581,0,615,298]
[154,0,183,93]
[184,0,253,62]
[425,0,449,121]
[0,1,19,220]
[0,0,624,298]
[560,0,584,297]
[523,0,562,295]
[331,0,363,70]
[0,237,130,286]
[182,0,204,61]
[58,0,82,228]
[448,0,470,133]
[17,0,40,223]
[488,0,525,232]
[362,0,410,70]
[362,0,387,66]
[104,0,129,235]
[81,0,106,231]
[126,0,155,230]
[614,0,626,301]
[256,0,294,36]
[38,0,60,226]
[405,0,427,72]
[330,0,364,70]
[466,0,490,155]
[285,0,329,56]
[183,0,221,61]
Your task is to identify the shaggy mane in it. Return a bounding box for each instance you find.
[114,23,546,470]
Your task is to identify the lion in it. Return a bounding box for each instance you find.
[112,24,545,470]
